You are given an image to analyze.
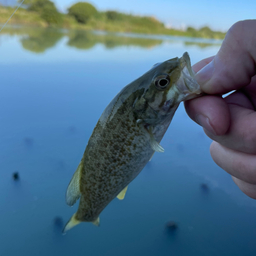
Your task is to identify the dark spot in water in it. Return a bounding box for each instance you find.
[165,221,179,238]
[23,137,34,147]
[176,143,184,153]
[57,160,65,170]
[53,217,64,229]
[13,172,19,181]
[166,221,178,231]
[68,126,76,134]
[200,183,209,192]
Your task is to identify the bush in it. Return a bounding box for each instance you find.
[199,26,212,33]
[105,11,120,21]
[68,2,97,24]
[40,6,63,25]
[25,0,63,25]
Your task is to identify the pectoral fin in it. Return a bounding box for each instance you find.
[117,186,128,200]
[147,127,164,153]
[66,159,83,206]
[150,136,164,152]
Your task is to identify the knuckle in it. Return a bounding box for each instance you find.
[229,20,245,34]
[226,21,249,52]
[228,20,256,57]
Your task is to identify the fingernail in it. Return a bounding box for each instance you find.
[196,114,216,135]
[195,60,215,86]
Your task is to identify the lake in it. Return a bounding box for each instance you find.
[0,27,255,256]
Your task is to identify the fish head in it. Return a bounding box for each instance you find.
[138,52,202,117]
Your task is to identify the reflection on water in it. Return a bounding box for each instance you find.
[67,30,97,50]
[21,29,63,53]
[0,26,222,53]
[184,41,221,48]
[67,30,163,50]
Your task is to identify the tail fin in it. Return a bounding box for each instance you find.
[62,213,81,234]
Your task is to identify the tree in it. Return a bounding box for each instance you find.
[105,11,120,21]
[19,0,63,25]
[68,2,97,24]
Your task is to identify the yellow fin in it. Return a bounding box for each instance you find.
[92,217,100,227]
[117,186,128,200]
[62,213,81,233]
[66,160,83,206]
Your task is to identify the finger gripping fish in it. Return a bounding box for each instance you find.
[63,52,202,233]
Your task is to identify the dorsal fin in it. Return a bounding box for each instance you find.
[66,159,83,206]
[117,186,128,200]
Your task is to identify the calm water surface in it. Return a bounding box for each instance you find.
[0,27,256,256]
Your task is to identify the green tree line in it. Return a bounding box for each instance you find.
[0,0,225,39]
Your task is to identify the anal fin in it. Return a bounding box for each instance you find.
[66,159,83,206]
[92,217,100,227]
[117,186,128,200]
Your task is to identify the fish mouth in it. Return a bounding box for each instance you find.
[177,52,202,100]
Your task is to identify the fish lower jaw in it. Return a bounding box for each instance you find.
[175,69,202,100]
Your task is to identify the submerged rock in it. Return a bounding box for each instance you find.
[200,183,209,192]
[53,216,64,229]
[68,126,76,134]
[12,172,19,181]
[166,221,178,231]
[23,137,34,148]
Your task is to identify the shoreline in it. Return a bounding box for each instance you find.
[0,6,226,40]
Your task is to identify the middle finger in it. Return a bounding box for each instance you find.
[204,90,256,154]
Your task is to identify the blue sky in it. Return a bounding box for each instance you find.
[51,0,256,31]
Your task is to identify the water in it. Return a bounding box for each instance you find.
[0,27,256,256]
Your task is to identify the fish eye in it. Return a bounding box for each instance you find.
[154,75,170,90]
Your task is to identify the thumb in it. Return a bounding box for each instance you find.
[196,20,256,94]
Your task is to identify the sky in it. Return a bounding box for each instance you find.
[50,0,256,32]
[0,0,255,31]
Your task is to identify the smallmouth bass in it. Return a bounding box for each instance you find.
[63,52,202,232]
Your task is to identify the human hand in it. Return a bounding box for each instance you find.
[185,20,256,199]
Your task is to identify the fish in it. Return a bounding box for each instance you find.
[63,52,202,233]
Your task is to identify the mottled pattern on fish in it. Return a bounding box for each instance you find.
[64,52,202,232]
[77,91,176,222]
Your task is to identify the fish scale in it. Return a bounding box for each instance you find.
[63,52,202,233]
[77,112,151,222]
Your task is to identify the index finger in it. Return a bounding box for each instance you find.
[192,56,214,73]
[195,20,256,95]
